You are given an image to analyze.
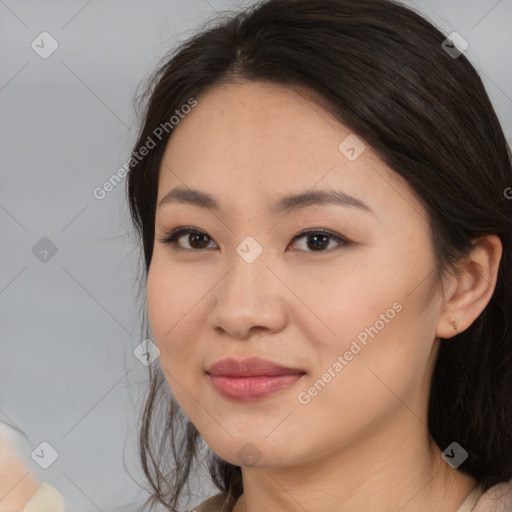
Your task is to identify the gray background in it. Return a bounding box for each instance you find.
[1,1,511,511]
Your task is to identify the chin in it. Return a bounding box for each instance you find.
[202,433,297,469]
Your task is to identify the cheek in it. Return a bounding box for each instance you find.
[295,246,436,395]
[287,252,405,352]
[146,258,198,368]
[146,259,209,416]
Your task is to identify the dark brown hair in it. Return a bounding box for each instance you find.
[126,0,512,510]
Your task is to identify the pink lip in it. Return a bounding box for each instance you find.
[206,357,306,401]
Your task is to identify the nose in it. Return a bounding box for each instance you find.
[208,245,288,340]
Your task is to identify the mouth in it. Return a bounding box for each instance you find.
[206,357,306,401]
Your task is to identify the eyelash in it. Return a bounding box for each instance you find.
[157,226,350,253]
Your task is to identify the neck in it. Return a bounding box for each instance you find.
[232,414,477,512]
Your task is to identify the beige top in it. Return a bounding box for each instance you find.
[189,480,512,512]
[457,484,485,512]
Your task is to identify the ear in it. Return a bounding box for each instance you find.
[436,235,503,339]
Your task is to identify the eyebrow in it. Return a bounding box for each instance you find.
[157,186,374,215]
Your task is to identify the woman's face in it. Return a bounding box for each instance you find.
[147,81,445,468]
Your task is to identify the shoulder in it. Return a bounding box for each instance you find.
[188,493,235,512]
[473,478,512,512]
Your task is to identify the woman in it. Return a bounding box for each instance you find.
[126,0,512,511]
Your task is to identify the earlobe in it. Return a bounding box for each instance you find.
[437,316,460,339]
[449,318,459,332]
[436,235,503,340]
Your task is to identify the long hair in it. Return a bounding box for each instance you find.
[126,1,512,510]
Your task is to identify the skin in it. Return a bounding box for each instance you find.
[147,80,502,512]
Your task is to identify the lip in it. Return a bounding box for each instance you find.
[206,357,306,401]
[207,357,305,377]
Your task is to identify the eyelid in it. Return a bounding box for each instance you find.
[157,226,350,252]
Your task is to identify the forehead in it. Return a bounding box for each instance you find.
[157,80,426,221]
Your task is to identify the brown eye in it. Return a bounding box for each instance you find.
[158,227,217,250]
[186,232,211,249]
[290,229,349,252]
